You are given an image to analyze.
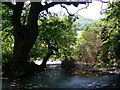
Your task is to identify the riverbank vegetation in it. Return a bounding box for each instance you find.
[2,1,120,77]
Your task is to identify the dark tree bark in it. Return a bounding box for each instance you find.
[2,1,87,77]
[40,51,53,69]
[11,2,43,77]
[2,2,42,77]
[40,39,55,69]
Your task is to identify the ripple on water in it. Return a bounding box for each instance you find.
[2,65,120,89]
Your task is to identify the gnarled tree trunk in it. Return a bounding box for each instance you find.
[9,2,41,77]
[3,1,84,77]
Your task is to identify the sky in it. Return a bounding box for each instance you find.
[49,0,108,20]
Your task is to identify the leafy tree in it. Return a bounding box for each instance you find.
[2,4,14,69]
[105,1,120,60]
[75,26,102,65]
[75,1,120,68]
[29,13,77,69]
[2,1,86,77]
[94,1,120,67]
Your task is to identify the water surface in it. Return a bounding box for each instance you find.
[2,64,120,89]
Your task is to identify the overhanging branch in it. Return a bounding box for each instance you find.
[41,2,88,13]
[76,3,89,15]
[60,4,74,16]
[100,0,110,15]
[95,0,110,3]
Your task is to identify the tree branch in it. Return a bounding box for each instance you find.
[11,2,24,30]
[76,3,89,15]
[95,0,110,3]
[42,2,89,16]
[39,2,87,13]
[100,0,110,15]
[60,4,74,16]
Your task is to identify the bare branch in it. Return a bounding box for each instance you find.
[100,1,105,14]
[76,3,89,15]
[94,0,110,3]
[99,0,110,15]
[60,4,74,16]
[41,2,87,12]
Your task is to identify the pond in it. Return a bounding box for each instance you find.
[2,63,120,89]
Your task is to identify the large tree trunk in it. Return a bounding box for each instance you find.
[3,2,85,77]
[8,2,41,77]
[11,26,38,77]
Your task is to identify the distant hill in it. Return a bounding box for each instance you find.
[75,16,96,31]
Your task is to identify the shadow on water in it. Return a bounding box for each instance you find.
[2,64,120,89]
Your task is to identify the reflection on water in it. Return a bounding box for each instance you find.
[2,64,120,89]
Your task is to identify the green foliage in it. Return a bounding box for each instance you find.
[106,1,120,22]
[75,26,102,64]
[21,3,30,25]
[2,3,32,64]
[75,1,120,67]
[29,13,77,61]
[82,1,120,67]
[2,2,77,65]
[2,1,120,69]
[95,2,120,67]
[97,21,120,66]
[2,4,14,66]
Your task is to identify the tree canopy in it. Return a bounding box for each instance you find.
[2,0,120,77]
[28,12,77,66]
[74,1,120,68]
[2,1,81,77]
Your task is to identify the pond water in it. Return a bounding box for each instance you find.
[2,64,120,89]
